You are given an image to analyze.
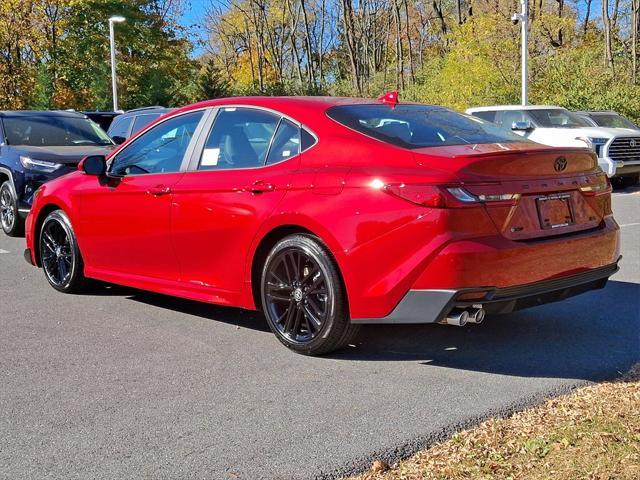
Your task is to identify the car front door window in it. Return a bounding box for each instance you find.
[110,111,203,176]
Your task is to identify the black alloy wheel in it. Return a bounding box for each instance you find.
[0,181,22,236]
[261,234,359,355]
[39,210,88,293]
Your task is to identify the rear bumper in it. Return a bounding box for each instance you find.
[352,258,620,324]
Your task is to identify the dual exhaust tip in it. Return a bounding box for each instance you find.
[444,307,485,327]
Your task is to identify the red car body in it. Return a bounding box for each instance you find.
[24,96,620,337]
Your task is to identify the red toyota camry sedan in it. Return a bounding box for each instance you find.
[24,96,620,355]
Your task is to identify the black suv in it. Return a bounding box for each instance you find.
[0,111,114,236]
[106,106,171,144]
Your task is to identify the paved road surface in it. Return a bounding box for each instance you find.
[1,188,638,479]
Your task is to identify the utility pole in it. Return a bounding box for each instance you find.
[512,0,528,105]
[109,16,126,112]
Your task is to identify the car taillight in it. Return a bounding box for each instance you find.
[381,183,520,208]
[580,175,611,196]
[383,184,448,208]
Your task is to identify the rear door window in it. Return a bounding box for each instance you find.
[108,116,133,139]
[494,110,533,129]
[132,114,162,135]
[266,119,300,165]
[470,111,497,123]
[198,108,280,170]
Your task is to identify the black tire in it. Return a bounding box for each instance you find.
[260,234,359,355]
[39,210,88,293]
[0,180,23,237]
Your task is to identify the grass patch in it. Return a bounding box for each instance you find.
[349,365,640,480]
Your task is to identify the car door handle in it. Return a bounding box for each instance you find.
[147,185,172,196]
[246,181,275,194]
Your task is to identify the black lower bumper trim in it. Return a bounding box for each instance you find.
[352,258,620,324]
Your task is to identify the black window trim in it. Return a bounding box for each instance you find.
[107,108,210,177]
[185,104,318,173]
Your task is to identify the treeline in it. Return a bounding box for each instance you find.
[1,0,640,121]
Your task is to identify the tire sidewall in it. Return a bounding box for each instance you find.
[40,210,82,293]
[0,181,19,236]
[261,235,343,354]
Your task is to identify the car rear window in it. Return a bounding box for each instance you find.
[3,115,113,147]
[326,104,526,149]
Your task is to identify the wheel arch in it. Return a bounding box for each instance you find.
[32,203,68,267]
[248,222,349,315]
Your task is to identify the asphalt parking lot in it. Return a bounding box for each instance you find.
[1,188,639,480]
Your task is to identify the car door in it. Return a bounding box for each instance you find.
[76,110,207,282]
[171,107,305,302]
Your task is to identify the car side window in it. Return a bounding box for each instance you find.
[107,116,133,138]
[131,114,161,135]
[199,108,280,170]
[495,110,531,128]
[110,111,203,176]
[471,111,496,123]
[266,119,300,165]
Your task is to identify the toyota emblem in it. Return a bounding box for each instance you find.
[631,139,637,148]
[554,156,567,172]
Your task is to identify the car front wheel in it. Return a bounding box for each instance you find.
[261,234,359,355]
[0,181,23,237]
[39,210,88,293]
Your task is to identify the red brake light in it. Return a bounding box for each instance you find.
[580,175,611,196]
[382,183,520,208]
[383,184,447,208]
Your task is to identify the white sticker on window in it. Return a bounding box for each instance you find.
[201,148,220,166]
[282,150,290,157]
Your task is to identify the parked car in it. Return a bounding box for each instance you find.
[0,110,114,236]
[466,105,640,186]
[82,111,121,131]
[106,106,171,144]
[575,110,640,130]
[24,96,619,355]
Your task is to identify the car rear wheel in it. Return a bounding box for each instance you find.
[261,234,359,355]
[0,181,23,237]
[40,210,88,293]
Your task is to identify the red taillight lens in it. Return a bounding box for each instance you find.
[580,175,611,196]
[382,183,520,208]
[383,184,447,208]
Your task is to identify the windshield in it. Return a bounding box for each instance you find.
[2,115,114,147]
[589,113,638,129]
[327,104,528,149]
[527,109,591,128]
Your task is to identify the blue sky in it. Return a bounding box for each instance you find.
[180,0,212,55]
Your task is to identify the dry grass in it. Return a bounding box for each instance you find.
[348,365,640,480]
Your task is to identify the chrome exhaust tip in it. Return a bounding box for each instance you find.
[467,307,485,324]
[445,309,469,327]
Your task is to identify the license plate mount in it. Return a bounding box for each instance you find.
[536,194,574,230]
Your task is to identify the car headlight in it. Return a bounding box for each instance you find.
[19,156,63,173]
[575,137,608,158]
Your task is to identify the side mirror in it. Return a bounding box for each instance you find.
[111,135,126,145]
[511,121,533,131]
[79,155,107,176]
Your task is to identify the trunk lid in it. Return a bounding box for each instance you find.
[413,143,610,241]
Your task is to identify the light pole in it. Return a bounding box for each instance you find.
[109,16,126,112]
[511,0,528,105]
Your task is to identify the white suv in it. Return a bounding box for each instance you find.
[466,105,640,186]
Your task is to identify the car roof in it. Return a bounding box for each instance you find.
[167,96,446,129]
[466,105,565,112]
[0,110,88,118]
[118,106,171,118]
[575,110,621,116]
